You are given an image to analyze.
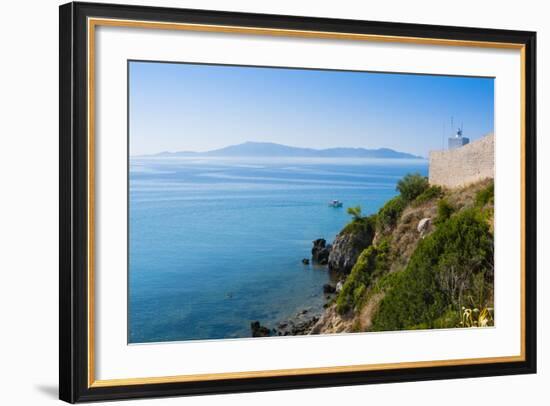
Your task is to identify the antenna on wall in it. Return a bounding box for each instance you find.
[451,116,454,137]
[443,121,446,150]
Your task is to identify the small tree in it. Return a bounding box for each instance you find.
[396,173,429,202]
[347,205,362,221]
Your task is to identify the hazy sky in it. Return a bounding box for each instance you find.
[129,61,494,157]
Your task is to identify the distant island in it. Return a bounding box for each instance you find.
[139,142,424,159]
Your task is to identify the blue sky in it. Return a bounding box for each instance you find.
[129,61,494,157]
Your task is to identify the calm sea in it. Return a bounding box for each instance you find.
[128,157,428,343]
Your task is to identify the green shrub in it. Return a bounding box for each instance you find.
[336,240,390,314]
[371,208,493,331]
[342,214,376,237]
[377,195,406,231]
[435,198,454,225]
[396,173,429,202]
[371,268,401,294]
[432,308,462,329]
[414,185,443,205]
[475,181,494,207]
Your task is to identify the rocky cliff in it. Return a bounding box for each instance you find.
[311,178,495,335]
[327,218,375,274]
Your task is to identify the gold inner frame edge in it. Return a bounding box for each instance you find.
[87,17,527,388]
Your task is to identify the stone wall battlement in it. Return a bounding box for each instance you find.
[429,133,494,188]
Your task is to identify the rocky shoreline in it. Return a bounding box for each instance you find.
[250,232,360,338]
[251,296,332,337]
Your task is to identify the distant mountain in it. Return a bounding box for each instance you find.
[146,142,424,159]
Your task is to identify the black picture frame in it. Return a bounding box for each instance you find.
[59,1,537,403]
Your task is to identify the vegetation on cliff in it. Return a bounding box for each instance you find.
[314,175,495,334]
[327,212,376,274]
[372,207,493,331]
[396,172,430,202]
[336,238,390,314]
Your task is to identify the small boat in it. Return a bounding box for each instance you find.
[328,200,343,208]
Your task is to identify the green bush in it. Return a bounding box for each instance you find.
[475,181,494,207]
[434,198,454,225]
[414,185,443,205]
[432,308,462,329]
[377,195,406,231]
[371,268,401,294]
[371,208,493,331]
[336,240,390,314]
[341,214,376,237]
[396,173,429,202]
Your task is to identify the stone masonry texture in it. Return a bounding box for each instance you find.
[429,133,494,188]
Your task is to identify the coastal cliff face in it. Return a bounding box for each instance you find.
[310,305,353,334]
[328,218,375,274]
[311,177,495,335]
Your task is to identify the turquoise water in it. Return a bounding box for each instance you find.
[128,157,428,343]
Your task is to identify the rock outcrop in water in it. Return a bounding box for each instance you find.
[311,239,331,265]
[250,321,270,337]
[328,218,376,274]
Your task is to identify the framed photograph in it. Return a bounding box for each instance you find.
[59,2,537,403]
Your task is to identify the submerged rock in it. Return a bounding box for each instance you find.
[311,239,331,265]
[302,258,310,265]
[250,321,270,337]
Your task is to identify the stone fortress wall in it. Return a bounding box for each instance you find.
[429,133,494,188]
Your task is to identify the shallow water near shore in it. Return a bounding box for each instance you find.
[128,157,428,343]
